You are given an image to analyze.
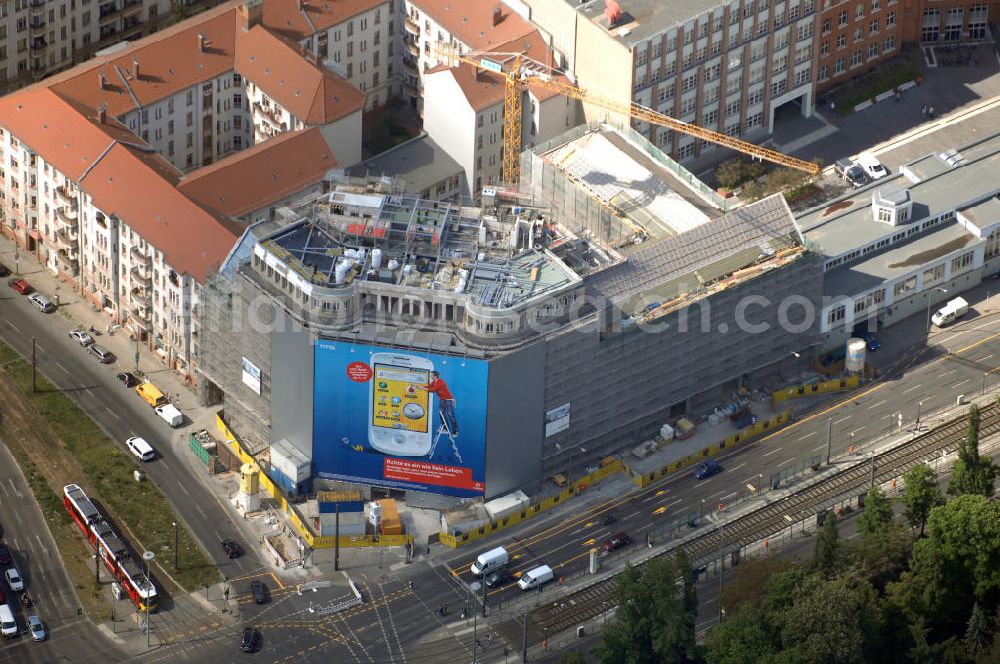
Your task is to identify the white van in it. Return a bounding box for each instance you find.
[125,436,156,462]
[470,546,508,577]
[517,564,554,591]
[155,403,184,428]
[931,296,969,327]
[0,603,16,637]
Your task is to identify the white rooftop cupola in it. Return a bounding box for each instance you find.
[871,187,913,226]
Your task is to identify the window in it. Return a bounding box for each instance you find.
[746,88,763,106]
[677,142,695,160]
[893,276,916,297]
[869,41,879,58]
[855,4,864,20]
[923,264,945,286]
[986,228,1000,259]
[725,99,741,116]
[884,35,896,52]
[851,50,863,67]
[951,251,974,275]
[827,304,846,326]
[746,111,763,129]
[870,18,879,34]
[835,58,846,74]
[822,18,831,33]
[703,108,719,127]
[853,26,863,42]
[886,10,895,26]
[837,33,846,49]
[770,79,787,96]
[820,41,829,55]
[838,10,848,26]
[794,68,810,86]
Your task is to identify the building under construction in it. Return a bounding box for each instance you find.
[198,125,823,501]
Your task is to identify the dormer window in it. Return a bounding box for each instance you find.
[871,187,913,226]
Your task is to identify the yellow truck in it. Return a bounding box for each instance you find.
[135,382,167,408]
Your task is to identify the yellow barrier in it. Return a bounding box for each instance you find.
[625,410,793,489]
[438,458,624,549]
[772,375,860,405]
[215,413,411,549]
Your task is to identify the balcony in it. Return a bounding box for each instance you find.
[403,56,419,76]
[130,308,151,330]
[55,205,77,225]
[30,37,47,52]
[403,74,420,94]
[30,0,44,15]
[30,18,45,36]
[130,288,152,308]
[55,227,77,250]
[404,17,420,36]
[56,249,79,274]
[31,63,48,80]
[130,265,152,287]
[406,39,419,57]
[121,0,141,18]
[130,245,151,266]
[55,186,75,205]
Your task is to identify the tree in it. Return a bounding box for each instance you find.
[949,404,997,497]
[720,556,794,612]
[858,486,895,538]
[813,509,840,574]
[964,602,992,657]
[901,464,943,536]
[560,653,588,664]
[594,553,699,664]
[778,574,879,664]
[715,158,766,189]
[704,605,780,664]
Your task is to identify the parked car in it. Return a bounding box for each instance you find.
[4,567,23,592]
[69,330,95,347]
[0,543,10,565]
[89,344,115,364]
[250,579,268,604]
[240,626,258,652]
[834,158,867,188]
[0,262,9,277]
[27,615,47,641]
[28,293,56,313]
[853,330,881,351]
[117,372,139,388]
[125,436,156,462]
[222,540,242,559]
[603,532,632,552]
[858,152,889,180]
[9,278,31,294]
[693,459,722,480]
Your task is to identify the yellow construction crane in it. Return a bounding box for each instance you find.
[436,48,821,183]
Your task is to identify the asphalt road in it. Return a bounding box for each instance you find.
[0,280,259,585]
[435,309,1000,610]
[0,443,121,664]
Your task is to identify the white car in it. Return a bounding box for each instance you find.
[69,330,95,347]
[857,152,888,180]
[5,567,24,592]
[125,436,156,462]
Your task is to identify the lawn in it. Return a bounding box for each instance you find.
[0,341,219,600]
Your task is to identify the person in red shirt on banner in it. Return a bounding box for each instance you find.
[419,371,459,436]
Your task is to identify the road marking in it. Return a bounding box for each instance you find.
[196,505,207,519]
[54,361,69,374]
[798,431,817,440]
[849,426,867,436]
[624,511,641,520]
[4,319,18,332]
[270,572,285,589]
[742,475,761,483]
[777,458,796,468]
[762,446,783,457]
[867,399,887,410]
[833,415,851,424]
[159,460,171,471]
[661,497,683,509]
[104,406,120,420]
[977,354,994,362]
[726,462,746,473]
[937,369,957,378]
[177,481,190,497]
[721,492,737,501]
[813,444,828,452]
[902,384,921,394]
[952,379,970,389]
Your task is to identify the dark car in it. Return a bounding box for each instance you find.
[117,372,139,388]
[693,459,722,480]
[834,158,867,188]
[8,277,31,294]
[484,569,510,588]
[0,542,10,565]
[0,262,9,277]
[222,540,242,559]
[240,627,258,653]
[604,532,632,552]
[250,579,267,604]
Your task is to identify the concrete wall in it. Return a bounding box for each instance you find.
[484,341,546,499]
[573,17,633,129]
[270,315,316,460]
[423,71,478,196]
[540,253,824,476]
[319,110,364,168]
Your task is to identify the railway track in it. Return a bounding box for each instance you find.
[498,402,996,646]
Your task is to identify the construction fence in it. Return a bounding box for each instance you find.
[216,413,412,550]
[772,374,861,405]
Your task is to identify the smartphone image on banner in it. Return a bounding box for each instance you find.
[368,353,433,457]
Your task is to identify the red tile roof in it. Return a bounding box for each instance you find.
[178,128,336,217]
[262,0,386,42]
[410,0,536,51]
[81,142,240,282]
[235,24,366,125]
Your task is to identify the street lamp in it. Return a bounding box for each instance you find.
[172,522,178,570]
[925,287,948,331]
[142,551,155,648]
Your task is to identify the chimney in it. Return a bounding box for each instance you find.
[197,32,208,52]
[238,0,263,31]
[98,70,110,90]
[605,0,623,27]
[492,5,502,26]
[97,102,108,124]
[133,57,140,80]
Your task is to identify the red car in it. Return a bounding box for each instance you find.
[604,532,632,552]
[9,278,31,294]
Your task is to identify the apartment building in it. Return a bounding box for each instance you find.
[0,0,362,377]
[423,33,576,195]
[261,0,394,109]
[400,0,539,113]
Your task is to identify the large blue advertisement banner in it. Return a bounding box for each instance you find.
[313,340,488,497]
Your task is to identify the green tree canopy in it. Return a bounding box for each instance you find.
[949,404,997,497]
[813,509,840,575]
[858,485,895,538]
[901,464,944,536]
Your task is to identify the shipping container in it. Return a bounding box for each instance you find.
[269,439,311,496]
[484,490,530,521]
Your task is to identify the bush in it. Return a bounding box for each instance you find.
[716,158,768,189]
